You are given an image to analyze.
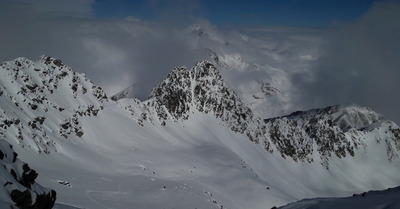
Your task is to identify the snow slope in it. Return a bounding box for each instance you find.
[1,56,400,209]
[279,186,400,209]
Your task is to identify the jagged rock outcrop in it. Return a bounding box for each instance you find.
[265,105,400,167]
[0,56,107,153]
[147,61,269,147]
[0,139,56,208]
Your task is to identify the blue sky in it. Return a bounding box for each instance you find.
[93,0,378,27]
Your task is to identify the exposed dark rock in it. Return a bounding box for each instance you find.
[1,140,56,208]
[53,59,62,67]
[30,104,38,110]
[11,189,32,208]
[21,164,38,188]
[4,181,13,186]
[13,152,18,162]
[34,190,56,209]
[10,169,18,180]
[61,123,70,130]
[76,131,84,137]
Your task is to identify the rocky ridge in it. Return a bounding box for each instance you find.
[146,61,269,147]
[0,56,107,153]
[265,105,400,167]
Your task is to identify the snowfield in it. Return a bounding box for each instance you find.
[1,56,399,208]
[279,186,400,209]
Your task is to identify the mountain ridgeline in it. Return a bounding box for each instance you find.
[1,56,400,167]
[265,105,400,168]
[1,56,400,208]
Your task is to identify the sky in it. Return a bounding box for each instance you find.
[93,0,376,27]
[0,0,399,124]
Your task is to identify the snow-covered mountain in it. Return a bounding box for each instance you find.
[1,56,400,209]
[146,60,267,145]
[0,56,107,154]
[265,105,400,168]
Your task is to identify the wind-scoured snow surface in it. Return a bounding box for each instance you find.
[0,57,400,209]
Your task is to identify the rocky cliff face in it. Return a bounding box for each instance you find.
[0,139,56,208]
[265,105,400,167]
[147,61,269,146]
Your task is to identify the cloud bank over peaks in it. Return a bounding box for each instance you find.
[2,0,398,125]
[0,1,209,97]
[0,0,322,117]
[294,1,400,124]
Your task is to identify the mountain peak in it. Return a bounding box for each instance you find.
[274,104,386,132]
[38,55,62,65]
[111,84,138,101]
[193,60,217,73]
[147,60,267,144]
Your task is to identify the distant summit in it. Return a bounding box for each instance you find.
[111,84,138,101]
[265,104,400,167]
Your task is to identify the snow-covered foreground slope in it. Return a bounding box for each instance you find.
[1,57,400,209]
[279,186,400,209]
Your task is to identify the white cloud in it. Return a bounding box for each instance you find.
[2,0,398,125]
[294,1,400,124]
